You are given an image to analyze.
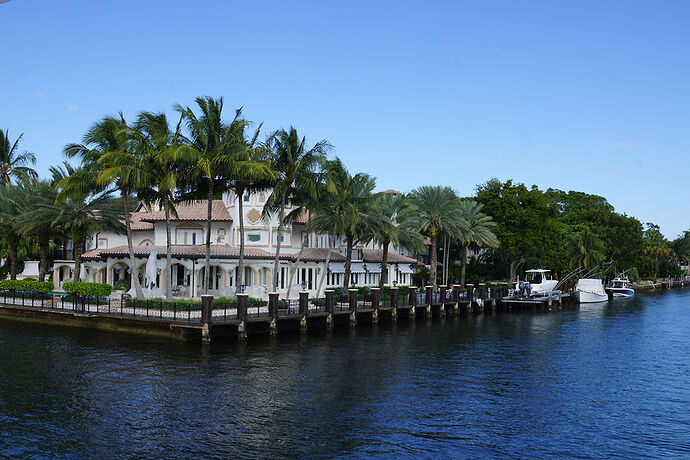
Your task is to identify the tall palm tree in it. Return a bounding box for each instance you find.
[455,199,499,286]
[361,192,424,290]
[53,163,122,283]
[222,127,274,292]
[407,186,463,287]
[0,129,37,186]
[0,184,32,279]
[66,115,146,298]
[16,179,61,281]
[264,128,329,291]
[565,226,605,272]
[176,97,250,294]
[310,159,380,293]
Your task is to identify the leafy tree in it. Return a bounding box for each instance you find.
[264,127,329,291]
[66,115,146,298]
[564,225,605,271]
[455,199,498,286]
[360,192,423,290]
[0,129,37,185]
[407,186,464,287]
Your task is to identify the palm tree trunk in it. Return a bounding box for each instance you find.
[430,233,438,287]
[123,193,144,298]
[316,224,338,297]
[164,199,172,301]
[38,239,49,282]
[461,244,467,287]
[72,235,83,283]
[378,237,389,290]
[343,234,353,289]
[9,245,17,280]
[272,189,287,291]
[237,189,246,295]
[204,179,213,295]
[287,215,310,298]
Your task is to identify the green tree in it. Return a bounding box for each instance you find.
[310,159,380,292]
[564,225,605,271]
[0,184,32,279]
[455,199,498,286]
[264,127,329,292]
[53,163,123,283]
[360,192,423,290]
[0,129,37,186]
[407,186,463,287]
[66,115,146,298]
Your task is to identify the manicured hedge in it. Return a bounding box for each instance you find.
[0,279,54,293]
[62,282,112,297]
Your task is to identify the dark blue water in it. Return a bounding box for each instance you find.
[1,289,689,458]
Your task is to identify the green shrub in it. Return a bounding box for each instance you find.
[0,279,53,293]
[113,278,130,291]
[62,282,112,297]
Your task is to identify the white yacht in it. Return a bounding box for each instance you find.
[575,278,608,303]
[606,276,635,298]
[520,269,559,297]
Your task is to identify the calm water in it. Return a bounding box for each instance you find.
[1,289,689,458]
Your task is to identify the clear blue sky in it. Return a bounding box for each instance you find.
[1,0,688,238]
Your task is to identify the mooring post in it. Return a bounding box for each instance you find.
[371,287,380,324]
[439,285,447,317]
[236,293,248,340]
[478,283,486,311]
[490,283,498,311]
[268,292,279,335]
[325,289,334,329]
[390,286,398,322]
[452,285,461,315]
[425,285,433,305]
[466,284,474,312]
[201,294,213,343]
[348,288,358,327]
[409,286,418,320]
[299,291,309,333]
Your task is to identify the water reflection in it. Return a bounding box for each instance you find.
[1,290,690,457]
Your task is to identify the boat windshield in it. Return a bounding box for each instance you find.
[527,272,544,284]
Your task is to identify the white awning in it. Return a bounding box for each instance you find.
[398,264,414,274]
[329,262,346,273]
[366,264,381,274]
[350,263,366,273]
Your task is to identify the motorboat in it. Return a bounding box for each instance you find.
[606,276,635,298]
[519,269,559,297]
[575,278,608,303]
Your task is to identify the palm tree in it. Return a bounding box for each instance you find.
[360,192,423,290]
[310,159,380,293]
[53,163,122,283]
[16,179,61,281]
[0,129,37,186]
[455,199,499,286]
[264,128,329,292]
[0,184,32,279]
[222,127,274,292]
[66,115,146,298]
[565,226,605,272]
[175,97,248,295]
[407,186,463,287]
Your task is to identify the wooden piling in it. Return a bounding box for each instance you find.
[201,294,213,343]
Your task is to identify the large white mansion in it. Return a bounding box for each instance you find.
[46,190,420,299]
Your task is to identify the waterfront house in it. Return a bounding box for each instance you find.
[47,190,420,298]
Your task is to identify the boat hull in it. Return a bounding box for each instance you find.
[607,288,635,298]
[576,290,609,303]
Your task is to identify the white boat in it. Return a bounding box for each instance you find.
[575,278,608,303]
[606,276,635,298]
[519,269,559,297]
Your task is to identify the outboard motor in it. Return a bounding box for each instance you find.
[519,282,532,298]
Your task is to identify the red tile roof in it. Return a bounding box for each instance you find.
[362,249,418,264]
[293,209,310,225]
[82,245,283,261]
[140,201,232,223]
[128,212,154,231]
[291,248,345,262]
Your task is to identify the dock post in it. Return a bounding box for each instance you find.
[268,292,279,335]
[547,291,553,310]
[439,285,447,316]
[452,285,461,315]
[425,285,432,318]
[478,283,486,311]
[390,287,398,322]
[371,287,380,324]
[325,289,334,329]
[236,293,248,340]
[490,283,498,312]
[466,284,474,313]
[409,286,418,320]
[348,288,358,327]
[201,295,213,343]
[299,291,309,333]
